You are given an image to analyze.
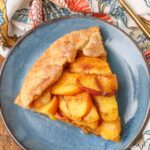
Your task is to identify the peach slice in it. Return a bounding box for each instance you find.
[97,74,118,96]
[77,74,102,95]
[65,92,92,119]
[86,121,99,130]
[55,112,70,122]
[95,118,121,142]
[58,95,99,130]
[94,96,119,122]
[40,96,59,115]
[58,96,70,118]
[69,56,111,75]
[74,105,100,130]
[51,72,82,95]
[83,105,100,123]
[73,120,99,130]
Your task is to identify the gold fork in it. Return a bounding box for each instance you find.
[119,0,150,39]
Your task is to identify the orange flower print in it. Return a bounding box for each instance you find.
[64,0,92,13]
[92,13,113,24]
[144,49,150,62]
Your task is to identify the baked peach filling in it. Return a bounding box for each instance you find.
[30,56,121,142]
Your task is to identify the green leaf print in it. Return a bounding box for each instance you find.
[109,1,128,27]
[43,1,70,21]
[12,8,29,23]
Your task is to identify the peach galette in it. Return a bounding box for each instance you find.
[15,26,121,142]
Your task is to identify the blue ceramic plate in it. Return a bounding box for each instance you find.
[0,16,150,150]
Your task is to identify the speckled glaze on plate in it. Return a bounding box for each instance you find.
[0,16,150,150]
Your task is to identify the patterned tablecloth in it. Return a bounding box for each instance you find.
[0,0,150,149]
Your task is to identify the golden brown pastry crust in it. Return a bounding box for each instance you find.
[15,26,106,108]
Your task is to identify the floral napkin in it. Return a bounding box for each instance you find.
[0,0,150,149]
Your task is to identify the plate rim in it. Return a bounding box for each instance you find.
[0,14,150,150]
